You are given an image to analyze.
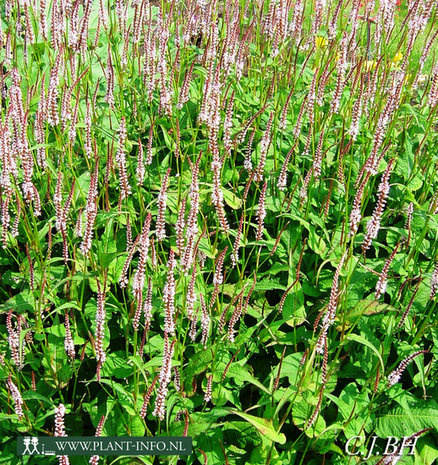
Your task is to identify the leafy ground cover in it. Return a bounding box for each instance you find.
[1,0,438,464]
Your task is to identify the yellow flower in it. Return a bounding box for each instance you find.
[315,37,329,50]
[364,60,377,72]
[417,74,427,85]
[392,52,403,64]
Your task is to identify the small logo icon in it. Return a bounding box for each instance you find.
[25,437,40,455]
[22,437,32,455]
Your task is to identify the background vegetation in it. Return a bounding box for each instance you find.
[0,0,438,463]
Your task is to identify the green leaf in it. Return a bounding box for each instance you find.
[408,174,423,191]
[129,416,145,436]
[21,391,53,405]
[101,351,134,379]
[183,348,213,396]
[308,228,327,255]
[226,409,286,444]
[195,428,224,464]
[160,124,174,150]
[223,188,242,209]
[0,290,33,312]
[255,280,286,291]
[45,324,65,338]
[75,170,91,202]
[225,364,271,394]
[415,437,438,465]
[292,395,327,437]
[375,402,438,437]
[282,289,306,327]
[346,333,384,371]
[279,353,302,384]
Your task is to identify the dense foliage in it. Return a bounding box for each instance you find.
[1,0,438,464]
